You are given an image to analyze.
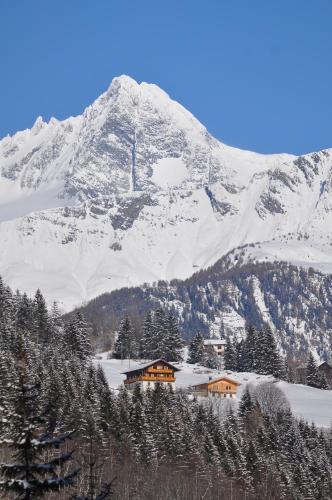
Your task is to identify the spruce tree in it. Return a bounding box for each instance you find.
[34,289,50,344]
[188,333,205,364]
[257,326,285,378]
[0,350,77,498]
[224,337,237,370]
[238,385,255,419]
[203,345,219,369]
[64,312,92,362]
[140,311,154,359]
[243,325,259,372]
[163,312,183,361]
[152,308,168,359]
[306,353,328,389]
[113,317,137,360]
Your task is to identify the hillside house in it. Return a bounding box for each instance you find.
[192,376,240,398]
[203,339,226,357]
[123,359,180,391]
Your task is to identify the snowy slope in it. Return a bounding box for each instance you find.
[1,75,332,309]
[94,356,332,427]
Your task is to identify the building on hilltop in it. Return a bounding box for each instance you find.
[191,376,240,399]
[203,339,226,357]
[122,359,180,391]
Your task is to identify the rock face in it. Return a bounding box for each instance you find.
[0,75,332,310]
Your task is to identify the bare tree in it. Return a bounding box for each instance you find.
[252,382,290,417]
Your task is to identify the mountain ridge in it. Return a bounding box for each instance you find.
[1,75,332,310]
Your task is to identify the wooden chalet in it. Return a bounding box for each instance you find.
[122,359,180,391]
[192,376,240,399]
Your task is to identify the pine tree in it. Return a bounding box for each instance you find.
[235,340,244,371]
[224,337,237,370]
[243,325,259,372]
[113,317,137,360]
[0,277,15,350]
[306,353,328,389]
[188,333,205,364]
[151,308,168,359]
[257,326,285,378]
[203,345,219,369]
[0,350,77,498]
[140,311,154,359]
[34,289,50,344]
[163,312,184,361]
[238,385,255,419]
[15,293,36,339]
[64,312,92,362]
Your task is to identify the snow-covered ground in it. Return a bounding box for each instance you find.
[94,355,332,428]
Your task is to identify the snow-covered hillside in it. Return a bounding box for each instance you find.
[94,356,332,427]
[1,75,332,309]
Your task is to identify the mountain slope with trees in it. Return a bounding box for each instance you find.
[77,259,332,360]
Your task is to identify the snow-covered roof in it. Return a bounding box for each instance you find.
[122,358,181,375]
[203,339,226,346]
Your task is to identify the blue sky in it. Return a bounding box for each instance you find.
[1,0,331,154]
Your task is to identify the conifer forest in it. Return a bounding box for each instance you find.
[0,276,332,499]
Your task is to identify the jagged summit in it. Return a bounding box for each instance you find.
[0,76,332,310]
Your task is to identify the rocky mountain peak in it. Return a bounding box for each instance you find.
[1,76,332,310]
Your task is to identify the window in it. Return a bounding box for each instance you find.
[223,394,226,398]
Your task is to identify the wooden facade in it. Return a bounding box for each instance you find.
[192,376,240,398]
[123,359,180,390]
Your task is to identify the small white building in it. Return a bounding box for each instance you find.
[203,339,226,357]
[122,359,180,391]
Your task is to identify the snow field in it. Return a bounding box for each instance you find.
[94,355,332,427]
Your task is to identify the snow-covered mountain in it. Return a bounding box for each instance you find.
[1,75,332,310]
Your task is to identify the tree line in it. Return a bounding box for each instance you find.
[1,276,332,499]
[113,308,184,361]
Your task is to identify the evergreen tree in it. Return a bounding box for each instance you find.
[224,337,237,370]
[0,352,77,498]
[140,311,154,359]
[188,333,205,364]
[257,326,285,378]
[64,312,92,361]
[238,385,255,419]
[151,308,168,359]
[243,325,259,372]
[203,344,219,369]
[15,293,36,338]
[306,353,328,389]
[163,312,184,361]
[235,340,244,371]
[113,317,137,359]
[34,289,50,344]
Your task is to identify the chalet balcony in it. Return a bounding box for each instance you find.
[124,375,176,384]
[146,367,174,374]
